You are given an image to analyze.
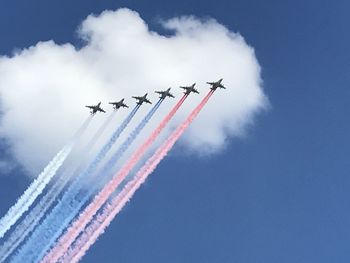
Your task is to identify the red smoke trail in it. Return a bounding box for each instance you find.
[61,90,214,263]
[41,95,188,263]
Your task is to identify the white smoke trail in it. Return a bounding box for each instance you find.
[0,114,113,262]
[0,117,92,239]
[0,147,69,238]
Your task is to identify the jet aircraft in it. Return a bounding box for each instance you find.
[132,93,152,105]
[155,88,175,99]
[207,78,226,90]
[180,83,199,95]
[109,99,128,110]
[86,102,106,115]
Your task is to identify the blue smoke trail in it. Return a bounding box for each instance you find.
[11,106,140,263]
[97,99,163,184]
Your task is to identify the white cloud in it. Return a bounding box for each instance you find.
[0,8,267,176]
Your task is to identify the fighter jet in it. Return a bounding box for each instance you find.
[109,99,128,110]
[132,93,152,105]
[180,83,199,95]
[207,78,226,90]
[86,102,106,115]
[155,88,175,99]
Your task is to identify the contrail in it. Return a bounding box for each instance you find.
[95,99,163,184]
[10,106,139,263]
[72,111,118,175]
[0,112,116,263]
[0,116,92,240]
[10,103,148,263]
[62,91,215,263]
[26,100,162,262]
[41,95,188,263]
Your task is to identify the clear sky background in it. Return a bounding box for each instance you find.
[0,0,350,262]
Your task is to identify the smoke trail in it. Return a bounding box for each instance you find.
[26,100,162,263]
[0,112,116,263]
[63,111,118,182]
[42,95,187,263]
[10,104,143,263]
[96,99,163,184]
[63,91,214,263]
[0,116,92,240]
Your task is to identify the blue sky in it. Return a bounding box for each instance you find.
[0,0,350,262]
